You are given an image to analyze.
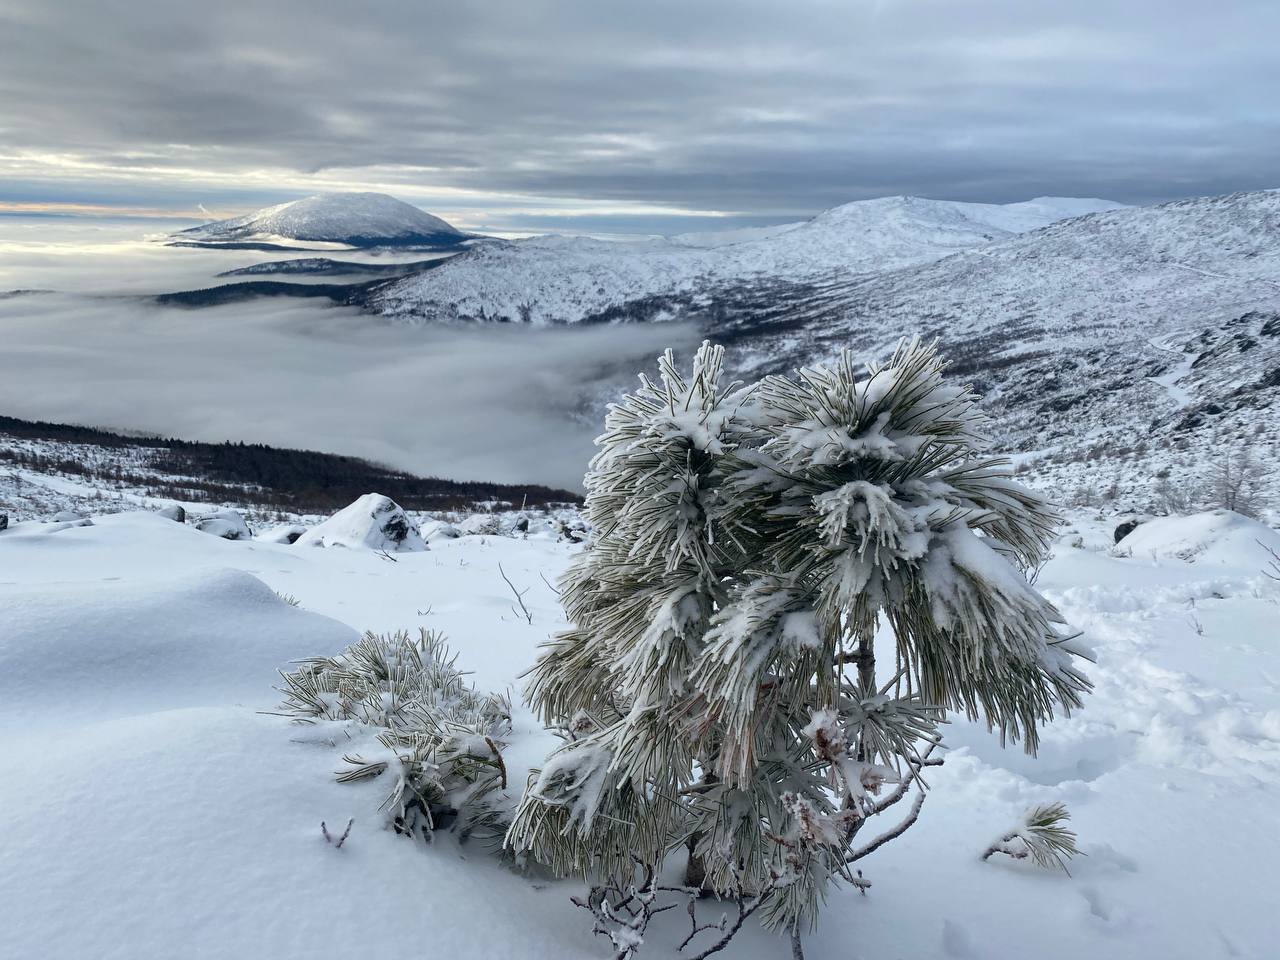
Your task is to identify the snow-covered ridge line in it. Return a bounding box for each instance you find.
[373,194,1127,325]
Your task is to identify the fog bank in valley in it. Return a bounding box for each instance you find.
[2,291,701,489]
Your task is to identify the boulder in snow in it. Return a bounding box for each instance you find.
[0,512,7,532]
[1115,510,1280,567]
[457,514,502,537]
[295,494,426,551]
[1113,518,1143,543]
[49,510,93,527]
[192,508,252,541]
[420,520,461,542]
[256,523,308,545]
[157,504,186,523]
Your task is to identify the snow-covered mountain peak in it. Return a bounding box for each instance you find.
[176,192,467,247]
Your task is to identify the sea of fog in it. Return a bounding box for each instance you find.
[0,217,699,489]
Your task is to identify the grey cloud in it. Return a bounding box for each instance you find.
[1,0,1278,225]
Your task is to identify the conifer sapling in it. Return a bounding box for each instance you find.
[506,338,1091,953]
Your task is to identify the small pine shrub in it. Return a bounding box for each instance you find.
[506,339,1091,951]
[276,628,512,842]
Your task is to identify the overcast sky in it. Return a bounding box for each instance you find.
[2,0,1278,233]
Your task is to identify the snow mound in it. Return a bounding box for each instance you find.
[456,513,501,536]
[1117,510,1280,567]
[256,523,308,544]
[176,192,465,247]
[0,568,356,729]
[296,493,426,551]
[192,507,251,540]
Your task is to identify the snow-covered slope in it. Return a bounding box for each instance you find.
[705,190,1280,511]
[374,195,1125,324]
[1,506,1277,958]
[176,193,467,248]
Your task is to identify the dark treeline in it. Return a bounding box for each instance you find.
[0,415,581,512]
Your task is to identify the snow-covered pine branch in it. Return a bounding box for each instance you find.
[982,802,1081,873]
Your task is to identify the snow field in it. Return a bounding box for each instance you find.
[0,509,1277,958]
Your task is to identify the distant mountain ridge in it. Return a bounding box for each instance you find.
[373,186,1279,514]
[373,194,1126,324]
[174,192,469,248]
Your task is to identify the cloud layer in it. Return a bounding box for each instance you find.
[2,1,1278,230]
[0,289,697,489]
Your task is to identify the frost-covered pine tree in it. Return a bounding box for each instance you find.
[506,339,1091,953]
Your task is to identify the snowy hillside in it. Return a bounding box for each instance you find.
[1,504,1277,958]
[0,414,580,524]
[175,193,468,248]
[370,188,1279,516]
[707,190,1280,513]
[374,195,1125,324]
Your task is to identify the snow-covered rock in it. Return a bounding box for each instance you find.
[255,523,308,544]
[175,193,467,248]
[296,494,426,551]
[49,510,93,527]
[156,504,185,523]
[1114,510,1280,567]
[191,508,251,540]
[456,513,502,537]
[420,519,461,542]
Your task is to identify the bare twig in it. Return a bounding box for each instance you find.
[1260,540,1280,582]
[321,817,354,849]
[681,894,765,960]
[843,736,943,854]
[848,790,926,863]
[376,547,398,563]
[484,736,508,790]
[499,563,534,624]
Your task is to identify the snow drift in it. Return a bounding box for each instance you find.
[0,566,356,729]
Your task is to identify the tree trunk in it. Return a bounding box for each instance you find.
[683,832,707,890]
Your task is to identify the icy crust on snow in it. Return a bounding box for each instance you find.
[295,493,427,551]
[374,195,1124,324]
[176,193,465,246]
